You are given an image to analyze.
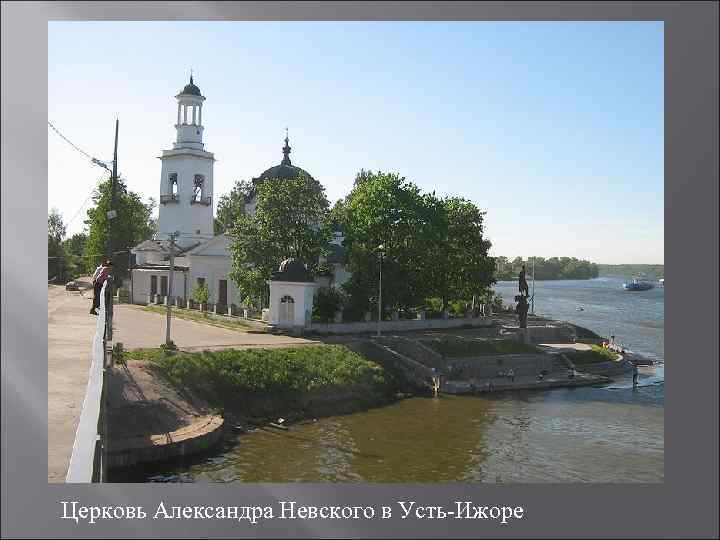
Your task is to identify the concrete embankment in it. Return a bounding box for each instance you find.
[107,415,224,469]
[354,335,613,395]
[572,356,635,377]
[105,362,225,469]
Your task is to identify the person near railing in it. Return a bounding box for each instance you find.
[90,260,112,315]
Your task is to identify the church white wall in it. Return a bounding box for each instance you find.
[135,250,165,266]
[157,152,215,249]
[188,254,239,306]
[130,268,189,304]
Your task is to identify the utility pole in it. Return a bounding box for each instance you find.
[376,244,385,337]
[104,119,119,342]
[106,119,119,263]
[165,231,179,345]
[531,256,536,315]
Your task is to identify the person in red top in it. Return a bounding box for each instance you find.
[90,260,112,315]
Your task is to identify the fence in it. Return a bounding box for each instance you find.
[65,279,112,483]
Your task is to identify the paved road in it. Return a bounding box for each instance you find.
[113,304,319,350]
[47,285,97,482]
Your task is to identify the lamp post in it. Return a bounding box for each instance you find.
[376,244,385,337]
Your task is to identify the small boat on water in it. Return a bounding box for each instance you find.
[623,278,654,291]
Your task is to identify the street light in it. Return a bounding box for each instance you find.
[376,243,385,337]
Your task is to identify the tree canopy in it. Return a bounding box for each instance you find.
[61,232,88,280]
[214,179,253,235]
[83,178,156,278]
[48,208,66,282]
[334,170,495,319]
[228,173,331,306]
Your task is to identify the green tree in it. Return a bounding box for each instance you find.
[335,170,432,317]
[48,208,66,282]
[62,232,87,280]
[228,173,331,306]
[312,287,346,323]
[429,196,494,310]
[214,179,253,235]
[83,178,156,279]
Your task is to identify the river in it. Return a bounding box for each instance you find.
[122,277,664,483]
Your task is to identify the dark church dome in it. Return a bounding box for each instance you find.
[253,134,316,183]
[179,75,202,96]
[271,258,314,282]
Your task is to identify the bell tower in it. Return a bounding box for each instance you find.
[157,74,215,249]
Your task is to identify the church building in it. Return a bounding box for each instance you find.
[128,76,347,323]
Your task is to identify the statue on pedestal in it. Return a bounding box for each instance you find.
[519,263,530,297]
[515,294,529,329]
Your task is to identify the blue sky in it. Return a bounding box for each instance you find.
[48,21,664,264]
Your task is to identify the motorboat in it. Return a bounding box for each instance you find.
[623,278,654,291]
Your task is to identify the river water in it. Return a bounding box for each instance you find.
[127,278,664,483]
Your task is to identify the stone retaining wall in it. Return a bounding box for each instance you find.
[309,316,494,335]
[444,353,561,379]
[106,415,224,469]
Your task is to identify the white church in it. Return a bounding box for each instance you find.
[128,76,348,328]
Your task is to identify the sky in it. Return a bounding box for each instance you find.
[48,21,664,264]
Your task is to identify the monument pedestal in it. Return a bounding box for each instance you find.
[518,328,531,344]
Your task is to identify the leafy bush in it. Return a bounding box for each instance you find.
[192,283,210,304]
[112,342,125,365]
[491,293,504,314]
[159,340,178,355]
[566,345,619,365]
[313,287,346,323]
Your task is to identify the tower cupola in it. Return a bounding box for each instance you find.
[174,74,206,150]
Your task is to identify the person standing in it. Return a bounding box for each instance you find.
[632,363,639,388]
[90,260,111,315]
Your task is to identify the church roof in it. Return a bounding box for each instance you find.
[179,75,202,97]
[133,239,165,252]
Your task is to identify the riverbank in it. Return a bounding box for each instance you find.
[107,319,642,471]
[112,344,402,460]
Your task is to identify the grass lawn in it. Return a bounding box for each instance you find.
[422,337,539,357]
[142,305,257,332]
[121,344,392,415]
[565,345,620,365]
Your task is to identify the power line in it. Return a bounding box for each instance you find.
[64,172,110,229]
[48,120,106,164]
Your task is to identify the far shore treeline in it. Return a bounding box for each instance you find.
[597,264,664,280]
[494,256,599,281]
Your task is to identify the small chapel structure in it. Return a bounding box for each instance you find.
[128,76,347,329]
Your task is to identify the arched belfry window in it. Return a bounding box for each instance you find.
[191,174,210,205]
[161,173,179,204]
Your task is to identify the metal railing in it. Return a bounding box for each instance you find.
[65,279,113,483]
